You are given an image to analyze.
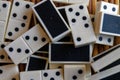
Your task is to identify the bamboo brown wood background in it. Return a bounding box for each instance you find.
[5,0,120,72]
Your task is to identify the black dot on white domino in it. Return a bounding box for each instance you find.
[12,12,27,20]
[8,23,26,36]
[77,37,81,42]
[68,8,73,12]
[56,71,60,76]
[14,27,19,32]
[112,7,116,12]
[23,15,27,20]
[103,5,116,12]
[103,5,107,10]
[82,16,87,20]
[17,48,21,53]
[21,23,25,27]
[15,2,20,6]
[43,71,61,79]
[84,23,89,28]
[72,69,83,80]
[72,75,77,79]
[79,5,84,9]
[8,47,30,54]
[71,18,76,23]
[0,44,5,48]
[26,4,30,8]
[25,35,46,42]
[43,72,48,77]
[75,12,80,16]
[78,69,83,74]
[12,13,17,18]
[2,3,7,8]
[99,36,112,43]
[8,31,13,36]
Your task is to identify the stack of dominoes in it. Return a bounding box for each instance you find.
[0,0,120,80]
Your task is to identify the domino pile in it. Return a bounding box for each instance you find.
[0,0,120,80]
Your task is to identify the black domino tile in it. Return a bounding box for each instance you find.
[38,43,49,52]
[102,13,120,35]
[93,45,120,61]
[100,72,120,80]
[50,44,90,62]
[58,8,69,25]
[100,59,120,72]
[58,34,72,42]
[34,0,68,38]
[27,56,47,71]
